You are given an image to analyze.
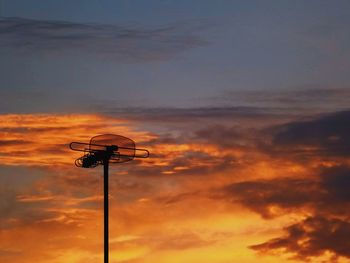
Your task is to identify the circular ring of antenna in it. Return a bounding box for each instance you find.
[70,134,149,168]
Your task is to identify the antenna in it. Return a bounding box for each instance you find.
[70,134,149,263]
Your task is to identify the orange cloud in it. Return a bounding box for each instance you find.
[1,111,349,263]
[0,114,150,166]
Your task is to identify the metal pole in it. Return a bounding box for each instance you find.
[103,159,109,263]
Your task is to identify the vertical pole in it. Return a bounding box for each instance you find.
[104,158,109,263]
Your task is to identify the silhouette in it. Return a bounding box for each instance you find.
[70,134,149,263]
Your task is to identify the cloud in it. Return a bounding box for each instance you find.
[1,109,350,262]
[0,186,57,229]
[193,124,257,150]
[0,17,208,62]
[269,110,350,157]
[105,107,290,128]
[250,216,350,261]
[220,178,319,219]
[215,87,350,113]
[319,165,350,207]
[213,165,350,261]
[0,139,32,146]
[0,113,148,166]
[112,231,213,251]
[126,150,236,177]
[0,249,22,259]
[217,165,350,218]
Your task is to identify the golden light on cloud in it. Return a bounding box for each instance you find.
[0,114,150,166]
[1,111,349,263]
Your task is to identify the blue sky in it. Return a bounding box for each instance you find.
[1,0,350,112]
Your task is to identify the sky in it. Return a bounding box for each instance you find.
[1,1,350,263]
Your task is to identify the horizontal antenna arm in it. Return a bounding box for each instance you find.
[70,142,149,158]
[133,148,150,158]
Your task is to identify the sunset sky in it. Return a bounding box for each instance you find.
[1,1,350,263]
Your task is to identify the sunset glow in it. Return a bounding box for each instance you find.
[1,110,349,263]
[1,2,350,263]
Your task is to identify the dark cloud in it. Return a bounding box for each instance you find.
[250,216,350,261]
[220,87,350,110]
[265,110,350,158]
[115,106,285,119]
[0,139,32,146]
[214,165,350,260]
[319,165,350,207]
[0,126,71,133]
[105,107,290,128]
[220,178,319,219]
[218,165,350,218]
[0,17,207,62]
[193,124,257,150]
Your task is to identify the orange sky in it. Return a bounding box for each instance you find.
[2,3,350,262]
[1,112,350,263]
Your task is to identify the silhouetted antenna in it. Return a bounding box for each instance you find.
[70,134,149,263]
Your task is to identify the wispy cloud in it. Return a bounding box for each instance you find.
[104,106,293,128]
[0,17,208,62]
[216,87,350,112]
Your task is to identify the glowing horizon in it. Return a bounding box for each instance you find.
[1,111,349,263]
[1,2,350,262]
